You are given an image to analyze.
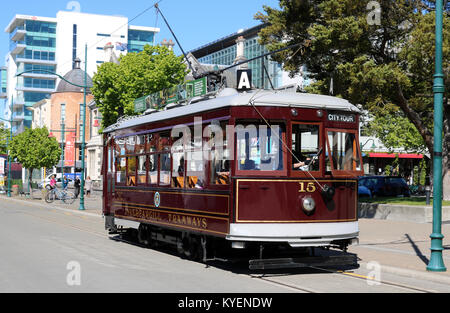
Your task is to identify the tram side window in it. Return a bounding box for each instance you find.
[292,124,320,171]
[136,135,147,154]
[159,153,171,186]
[326,131,362,172]
[148,134,157,153]
[208,122,231,185]
[126,136,136,154]
[116,157,126,184]
[137,155,147,184]
[172,151,185,188]
[186,127,206,189]
[148,154,158,185]
[127,157,137,186]
[236,124,285,172]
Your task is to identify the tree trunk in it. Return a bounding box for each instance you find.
[28,168,33,193]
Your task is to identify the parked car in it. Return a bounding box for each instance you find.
[39,174,75,190]
[358,176,411,198]
[358,184,372,198]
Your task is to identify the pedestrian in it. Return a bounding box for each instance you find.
[49,175,57,190]
[85,176,92,197]
[62,176,69,190]
[74,177,81,198]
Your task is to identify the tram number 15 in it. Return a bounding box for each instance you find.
[299,182,316,193]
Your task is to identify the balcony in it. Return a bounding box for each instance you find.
[10,26,26,42]
[10,41,26,55]
[12,112,25,122]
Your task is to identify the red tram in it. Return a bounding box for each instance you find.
[102,88,363,269]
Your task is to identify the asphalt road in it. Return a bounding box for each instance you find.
[1,197,449,294]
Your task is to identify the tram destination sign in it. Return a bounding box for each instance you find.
[327,112,356,123]
[134,77,207,113]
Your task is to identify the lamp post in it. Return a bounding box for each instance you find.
[427,0,446,272]
[16,44,89,211]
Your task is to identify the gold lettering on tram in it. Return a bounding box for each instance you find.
[298,182,317,193]
[168,213,208,230]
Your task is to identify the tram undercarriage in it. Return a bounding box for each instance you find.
[106,215,359,270]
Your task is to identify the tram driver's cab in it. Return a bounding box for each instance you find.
[292,123,321,172]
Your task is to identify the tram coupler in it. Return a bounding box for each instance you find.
[248,253,359,270]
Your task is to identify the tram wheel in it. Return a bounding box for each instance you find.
[138,224,150,246]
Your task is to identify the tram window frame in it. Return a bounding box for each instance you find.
[114,139,127,186]
[235,121,288,177]
[137,155,147,185]
[126,156,137,187]
[290,122,323,178]
[185,126,207,190]
[325,128,364,177]
[207,121,231,188]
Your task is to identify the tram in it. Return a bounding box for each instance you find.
[102,87,363,269]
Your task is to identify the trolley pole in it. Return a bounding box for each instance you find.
[427,0,446,272]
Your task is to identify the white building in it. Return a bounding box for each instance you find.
[2,10,159,134]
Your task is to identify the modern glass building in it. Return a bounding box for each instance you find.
[191,24,286,90]
[3,12,159,133]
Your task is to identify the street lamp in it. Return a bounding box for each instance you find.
[427,0,446,272]
[16,44,89,211]
[360,138,377,151]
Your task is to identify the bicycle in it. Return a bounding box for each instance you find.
[45,187,76,204]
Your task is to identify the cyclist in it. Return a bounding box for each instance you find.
[49,175,57,190]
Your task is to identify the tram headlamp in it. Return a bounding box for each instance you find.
[302,197,316,214]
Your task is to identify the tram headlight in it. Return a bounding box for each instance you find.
[302,197,316,214]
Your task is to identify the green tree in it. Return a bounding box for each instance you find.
[0,123,10,155]
[9,127,61,189]
[92,45,187,129]
[256,0,450,197]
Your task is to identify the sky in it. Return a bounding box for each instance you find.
[0,0,280,63]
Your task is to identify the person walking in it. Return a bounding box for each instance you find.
[85,176,92,197]
[74,177,81,198]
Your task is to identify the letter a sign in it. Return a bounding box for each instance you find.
[237,69,252,91]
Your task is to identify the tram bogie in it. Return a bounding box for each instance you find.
[102,88,362,269]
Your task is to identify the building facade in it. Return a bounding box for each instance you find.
[3,10,159,134]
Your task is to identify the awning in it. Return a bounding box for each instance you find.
[368,153,423,159]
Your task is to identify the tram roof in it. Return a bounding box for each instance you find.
[104,88,360,134]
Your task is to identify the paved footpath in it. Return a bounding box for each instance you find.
[4,193,450,287]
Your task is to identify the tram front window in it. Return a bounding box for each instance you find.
[326,130,362,172]
[292,124,320,171]
[236,124,285,172]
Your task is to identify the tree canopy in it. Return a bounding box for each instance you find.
[256,0,449,155]
[92,45,187,129]
[9,127,61,182]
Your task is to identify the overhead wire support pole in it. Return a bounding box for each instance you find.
[427,0,446,272]
[154,3,197,78]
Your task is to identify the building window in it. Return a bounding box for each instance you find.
[61,103,66,122]
[73,24,77,69]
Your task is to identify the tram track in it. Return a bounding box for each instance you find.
[309,266,437,293]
